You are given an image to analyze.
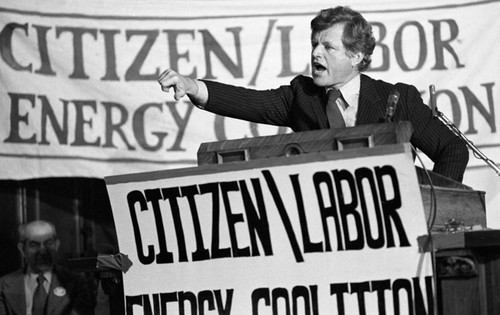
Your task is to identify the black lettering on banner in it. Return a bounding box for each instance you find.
[374,166,410,247]
[160,292,178,315]
[394,21,427,71]
[262,170,304,263]
[330,277,434,315]
[132,102,168,151]
[179,291,197,315]
[165,101,195,152]
[292,285,319,315]
[239,179,273,257]
[198,290,215,313]
[71,100,100,147]
[180,185,211,262]
[290,174,323,254]
[461,83,496,134]
[100,29,121,81]
[355,167,385,249]
[252,288,271,314]
[276,26,309,78]
[350,281,371,315]
[199,28,243,80]
[124,164,417,265]
[101,101,135,150]
[126,295,143,314]
[163,29,197,78]
[252,285,319,315]
[199,182,232,259]
[330,283,349,315]
[4,93,37,144]
[272,288,290,314]
[313,171,344,252]
[126,289,234,315]
[372,279,391,314]
[160,187,188,262]
[40,95,69,145]
[146,188,176,263]
[127,190,155,265]
[333,169,364,250]
[142,292,161,315]
[220,181,251,258]
[392,279,413,314]
[368,22,389,71]
[32,24,56,75]
[3,83,494,151]
[214,289,234,315]
[0,19,468,80]
[0,23,33,72]
[413,277,435,315]
[55,26,98,79]
[429,19,465,70]
[125,29,160,81]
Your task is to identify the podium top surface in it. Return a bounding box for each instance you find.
[198,122,413,165]
[418,230,500,252]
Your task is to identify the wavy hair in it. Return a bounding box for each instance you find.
[311,6,376,72]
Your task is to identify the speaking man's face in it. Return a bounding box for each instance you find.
[311,23,361,89]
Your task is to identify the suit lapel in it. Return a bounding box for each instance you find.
[46,272,71,315]
[313,89,330,129]
[3,270,28,315]
[356,74,386,125]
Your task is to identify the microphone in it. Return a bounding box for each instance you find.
[429,85,438,117]
[385,90,400,122]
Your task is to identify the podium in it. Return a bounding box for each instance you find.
[197,122,495,314]
[107,124,438,313]
[102,121,496,314]
[198,122,486,231]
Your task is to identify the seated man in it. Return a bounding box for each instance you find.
[0,220,95,315]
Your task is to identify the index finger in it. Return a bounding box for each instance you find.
[158,69,171,82]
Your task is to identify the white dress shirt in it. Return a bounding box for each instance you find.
[24,271,52,315]
[334,74,361,127]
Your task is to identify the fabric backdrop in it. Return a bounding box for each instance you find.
[1,0,499,226]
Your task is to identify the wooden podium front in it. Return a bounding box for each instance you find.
[197,121,494,315]
[198,122,486,230]
[419,230,500,315]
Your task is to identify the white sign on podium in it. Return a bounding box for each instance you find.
[105,143,434,315]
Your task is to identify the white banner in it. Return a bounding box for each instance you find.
[105,144,434,314]
[1,0,499,225]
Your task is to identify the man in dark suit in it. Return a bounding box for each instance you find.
[0,220,94,315]
[157,6,469,182]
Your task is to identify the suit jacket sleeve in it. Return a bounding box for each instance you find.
[395,83,469,182]
[200,75,469,182]
[200,79,294,127]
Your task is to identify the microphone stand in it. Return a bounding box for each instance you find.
[429,85,500,176]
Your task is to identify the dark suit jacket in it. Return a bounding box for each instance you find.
[0,265,94,315]
[202,74,469,182]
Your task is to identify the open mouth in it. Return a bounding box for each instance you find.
[313,62,326,73]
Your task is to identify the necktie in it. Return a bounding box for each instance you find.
[32,275,47,315]
[326,89,347,128]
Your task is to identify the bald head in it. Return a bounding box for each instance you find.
[19,220,57,242]
[18,220,60,273]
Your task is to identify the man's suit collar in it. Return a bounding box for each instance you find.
[313,74,386,128]
[2,266,71,315]
[303,78,330,130]
[2,269,28,315]
[46,270,68,315]
[357,74,386,124]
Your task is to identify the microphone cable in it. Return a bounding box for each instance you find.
[411,143,439,315]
